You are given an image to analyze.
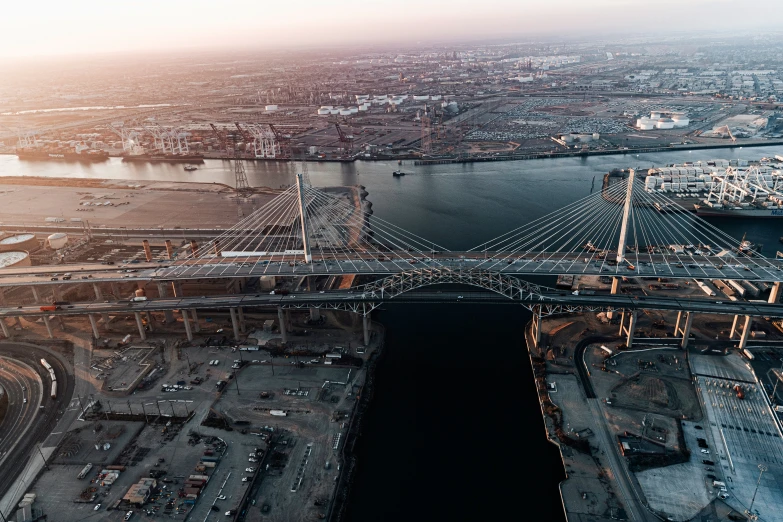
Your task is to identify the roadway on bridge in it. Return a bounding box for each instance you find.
[3,288,782,319]
[1,252,782,288]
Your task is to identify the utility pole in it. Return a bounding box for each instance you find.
[296,173,312,263]
[746,464,768,520]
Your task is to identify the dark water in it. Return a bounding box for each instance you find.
[344,302,566,522]
[3,146,782,520]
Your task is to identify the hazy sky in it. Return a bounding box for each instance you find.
[1,0,777,58]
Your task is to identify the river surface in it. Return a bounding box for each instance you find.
[2,146,783,520]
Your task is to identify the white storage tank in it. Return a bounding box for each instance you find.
[317,108,331,116]
[656,118,675,129]
[47,232,68,249]
[358,104,369,111]
[0,251,31,268]
[0,233,38,252]
[339,108,352,116]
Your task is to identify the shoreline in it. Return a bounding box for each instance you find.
[3,138,783,167]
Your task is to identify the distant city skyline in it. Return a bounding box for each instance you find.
[2,0,780,59]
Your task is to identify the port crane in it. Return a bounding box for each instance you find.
[713,125,737,143]
[334,123,354,154]
[209,124,229,154]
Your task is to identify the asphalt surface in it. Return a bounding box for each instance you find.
[2,287,782,319]
[0,344,73,503]
[0,251,781,287]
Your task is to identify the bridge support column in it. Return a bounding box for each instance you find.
[607,278,621,319]
[277,307,287,344]
[770,282,782,304]
[730,315,741,339]
[229,308,241,341]
[739,316,752,350]
[31,286,41,303]
[620,310,637,348]
[237,307,246,333]
[42,315,54,339]
[182,310,193,342]
[157,283,175,323]
[528,306,543,350]
[110,282,121,299]
[0,319,10,338]
[93,283,110,324]
[172,281,184,297]
[191,309,200,332]
[675,311,694,349]
[134,312,146,341]
[52,286,62,302]
[88,314,100,340]
[306,277,320,321]
[362,313,370,347]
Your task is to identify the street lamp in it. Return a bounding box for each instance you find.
[746,463,768,521]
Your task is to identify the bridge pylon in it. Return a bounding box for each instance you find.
[296,173,312,263]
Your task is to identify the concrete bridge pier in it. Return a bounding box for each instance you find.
[134,312,146,340]
[739,316,753,350]
[110,282,121,300]
[172,281,184,297]
[31,286,41,303]
[277,307,287,344]
[607,278,621,319]
[237,307,246,333]
[619,309,637,348]
[229,308,241,341]
[674,311,694,348]
[362,313,370,347]
[42,316,54,339]
[306,277,320,321]
[730,315,741,339]
[0,319,11,338]
[93,283,111,325]
[770,282,782,304]
[530,305,542,349]
[145,312,154,332]
[182,310,193,342]
[88,314,100,339]
[191,309,200,332]
[157,283,175,323]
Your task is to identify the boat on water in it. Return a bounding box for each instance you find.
[693,203,783,218]
[393,170,406,177]
[184,165,198,171]
[122,153,205,164]
[16,147,109,162]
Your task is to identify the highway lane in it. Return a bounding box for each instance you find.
[2,287,783,319]
[0,251,781,287]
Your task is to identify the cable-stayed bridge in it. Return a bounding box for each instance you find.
[155,171,783,283]
[0,171,781,347]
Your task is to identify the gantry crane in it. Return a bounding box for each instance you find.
[334,123,354,154]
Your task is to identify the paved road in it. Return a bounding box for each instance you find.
[0,251,781,287]
[2,287,782,319]
[586,399,653,521]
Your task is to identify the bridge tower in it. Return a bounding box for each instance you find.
[609,169,636,317]
[296,173,312,263]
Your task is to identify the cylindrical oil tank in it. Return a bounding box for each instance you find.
[47,232,68,249]
[0,251,31,268]
[0,233,38,252]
